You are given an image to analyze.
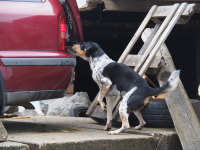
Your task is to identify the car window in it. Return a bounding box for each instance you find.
[0,0,42,2]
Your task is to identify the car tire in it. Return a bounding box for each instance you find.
[68,106,88,117]
[129,99,200,127]
[90,99,200,128]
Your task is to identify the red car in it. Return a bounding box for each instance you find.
[0,0,83,115]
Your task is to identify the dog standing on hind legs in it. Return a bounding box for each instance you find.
[71,41,180,135]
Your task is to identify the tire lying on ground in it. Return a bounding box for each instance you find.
[129,99,200,127]
[68,106,88,117]
[89,99,200,127]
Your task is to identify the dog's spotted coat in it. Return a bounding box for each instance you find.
[72,41,180,135]
[89,54,114,86]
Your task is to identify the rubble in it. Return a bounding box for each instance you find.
[0,121,7,141]
[40,92,91,117]
[18,109,38,117]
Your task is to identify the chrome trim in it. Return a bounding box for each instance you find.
[6,89,65,105]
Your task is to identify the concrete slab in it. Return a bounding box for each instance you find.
[1,116,156,150]
[0,141,29,150]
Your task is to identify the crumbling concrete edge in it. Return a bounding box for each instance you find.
[0,121,8,141]
[0,141,29,150]
[14,137,156,150]
[125,129,182,150]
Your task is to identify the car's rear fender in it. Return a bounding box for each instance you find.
[0,51,76,92]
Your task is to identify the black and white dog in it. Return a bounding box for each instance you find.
[71,41,179,135]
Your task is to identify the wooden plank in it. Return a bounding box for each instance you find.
[142,30,164,75]
[91,105,105,119]
[157,46,200,150]
[103,0,175,12]
[112,95,121,110]
[177,4,196,24]
[134,3,180,73]
[143,75,158,88]
[86,83,112,115]
[77,0,102,11]
[86,94,99,115]
[112,104,120,120]
[142,27,200,150]
[123,55,162,68]
[152,3,196,17]
[182,3,196,16]
[91,96,121,118]
[104,0,200,13]
[138,3,188,76]
[90,96,121,119]
[176,16,188,24]
[151,18,162,24]
[117,5,158,63]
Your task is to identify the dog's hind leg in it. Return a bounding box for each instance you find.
[104,95,114,131]
[107,100,130,135]
[107,87,137,135]
[133,110,146,130]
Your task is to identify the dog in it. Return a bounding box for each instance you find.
[71,41,180,135]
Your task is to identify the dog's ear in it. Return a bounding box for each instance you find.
[85,42,98,57]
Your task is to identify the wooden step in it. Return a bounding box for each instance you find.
[152,3,196,24]
[123,55,162,68]
[123,54,162,75]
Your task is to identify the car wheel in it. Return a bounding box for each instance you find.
[68,106,88,117]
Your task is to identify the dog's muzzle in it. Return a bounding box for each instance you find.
[71,46,77,54]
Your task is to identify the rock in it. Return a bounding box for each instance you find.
[30,101,44,115]
[19,109,38,117]
[39,99,56,115]
[0,121,7,141]
[46,92,91,116]
[40,94,74,115]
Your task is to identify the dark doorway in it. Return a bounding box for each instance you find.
[74,4,200,101]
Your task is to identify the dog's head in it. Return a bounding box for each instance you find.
[71,41,100,61]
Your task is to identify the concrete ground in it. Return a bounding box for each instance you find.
[0,116,182,150]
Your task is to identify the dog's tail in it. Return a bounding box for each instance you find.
[148,70,180,96]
